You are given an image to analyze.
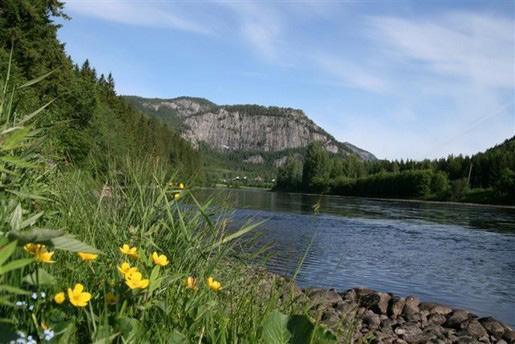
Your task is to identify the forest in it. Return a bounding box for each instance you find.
[275,138,515,204]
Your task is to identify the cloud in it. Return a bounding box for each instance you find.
[313,53,387,93]
[65,0,210,35]
[217,2,283,61]
[369,12,514,89]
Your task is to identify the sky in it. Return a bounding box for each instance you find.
[59,0,514,160]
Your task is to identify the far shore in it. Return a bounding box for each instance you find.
[207,185,515,210]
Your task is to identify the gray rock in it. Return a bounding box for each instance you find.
[446,310,471,329]
[340,288,357,303]
[360,292,391,314]
[419,302,453,316]
[497,340,508,344]
[388,296,406,319]
[428,313,447,326]
[305,288,343,308]
[465,319,488,338]
[363,310,381,329]
[478,317,506,338]
[456,336,480,343]
[405,295,421,309]
[395,322,423,339]
[502,329,515,343]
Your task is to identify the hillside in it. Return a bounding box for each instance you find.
[124,96,376,161]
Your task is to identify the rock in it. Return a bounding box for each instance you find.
[456,336,480,343]
[363,310,381,329]
[502,329,515,343]
[427,313,447,326]
[334,300,357,316]
[405,295,421,309]
[478,317,506,338]
[403,305,421,322]
[446,310,471,329]
[419,302,453,316]
[497,340,508,344]
[465,319,488,338]
[340,288,357,303]
[408,332,438,343]
[388,296,405,319]
[395,322,423,339]
[360,292,391,314]
[305,288,343,308]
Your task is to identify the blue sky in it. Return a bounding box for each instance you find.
[59,0,514,160]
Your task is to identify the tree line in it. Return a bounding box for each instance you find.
[275,138,515,204]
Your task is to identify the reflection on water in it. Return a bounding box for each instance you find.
[197,188,515,327]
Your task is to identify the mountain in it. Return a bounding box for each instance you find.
[124,96,376,161]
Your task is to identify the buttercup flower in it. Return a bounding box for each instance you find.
[35,250,55,264]
[24,243,44,255]
[78,252,98,261]
[174,193,181,201]
[185,276,197,289]
[67,283,92,307]
[54,292,65,304]
[152,252,169,266]
[207,277,222,292]
[179,182,185,189]
[105,292,117,305]
[125,271,149,289]
[117,262,138,276]
[119,244,138,258]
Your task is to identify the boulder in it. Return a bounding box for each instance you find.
[446,310,471,329]
[464,319,488,338]
[360,292,391,314]
[502,329,515,343]
[478,317,506,338]
[419,302,453,316]
[427,313,447,326]
[394,322,423,342]
[363,310,381,329]
[388,296,405,319]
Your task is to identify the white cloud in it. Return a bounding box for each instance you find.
[65,0,211,35]
[313,53,388,93]
[369,12,514,89]
[217,2,283,61]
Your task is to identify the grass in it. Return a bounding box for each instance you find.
[0,55,349,343]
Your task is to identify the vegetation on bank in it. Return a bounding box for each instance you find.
[275,140,515,205]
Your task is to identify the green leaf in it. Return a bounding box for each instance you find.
[23,268,56,286]
[0,156,38,169]
[262,310,291,344]
[148,265,161,295]
[8,228,65,244]
[19,212,44,229]
[0,284,30,295]
[169,330,189,344]
[9,204,22,231]
[50,234,101,254]
[0,258,33,275]
[117,317,144,341]
[0,241,17,266]
[0,126,31,151]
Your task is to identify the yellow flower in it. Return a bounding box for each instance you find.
[207,277,222,292]
[125,271,149,289]
[67,284,91,307]
[185,276,197,290]
[174,192,181,201]
[105,292,117,305]
[119,244,138,258]
[78,252,98,261]
[152,252,169,266]
[54,292,65,304]
[35,250,55,264]
[24,243,44,254]
[178,182,185,190]
[117,262,138,276]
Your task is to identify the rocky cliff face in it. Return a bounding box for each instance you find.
[125,96,376,160]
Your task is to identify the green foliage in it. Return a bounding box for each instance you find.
[276,155,303,191]
[302,142,331,192]
[275,136,515,204]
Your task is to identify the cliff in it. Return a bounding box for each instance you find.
[124,96,376,161]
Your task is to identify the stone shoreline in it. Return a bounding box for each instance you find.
[302,287,514,344]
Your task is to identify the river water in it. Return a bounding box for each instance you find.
[199,188,515,327]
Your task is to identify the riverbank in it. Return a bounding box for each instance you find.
[253,268,515,343]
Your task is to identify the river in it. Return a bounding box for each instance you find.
[199,188,515,327]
